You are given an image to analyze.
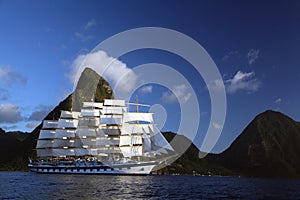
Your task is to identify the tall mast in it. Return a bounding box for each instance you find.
[136,95,139,113]
[136,95,141,161]
[136,95,139,124]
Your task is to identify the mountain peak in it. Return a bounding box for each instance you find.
[72,67,114,111]
[219,110,300,178]
[256,109,293,121]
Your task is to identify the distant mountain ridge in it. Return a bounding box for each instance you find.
[1,68,300,178]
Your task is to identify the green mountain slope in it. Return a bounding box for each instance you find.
[157,132,235,176]
[212,110,300,178]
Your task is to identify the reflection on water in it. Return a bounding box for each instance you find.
[1,172,300,199]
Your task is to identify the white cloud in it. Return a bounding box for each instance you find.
[274,98,282,104]
[69,50,137,96]
[0,66,27,86]
[161,84,191,104]
[225,71,261,94]
[139,85,153,94]
[247,49,260,65]
[0,104,22,124]
[207,79,225,91]
[84,19,97,30]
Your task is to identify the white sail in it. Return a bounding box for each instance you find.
[120,146,143,157]
[36,140,53,148]
[100,115,122,125]
[119,135,143,146]
[39,130,56,139]
[104,99,125,107]
[142,128,152,152]
[78,118,99,127]
[37,149,52,157]
[74,139,83,147]
[57,119,78,128]
[76,138,96,146]
[55,129,76,138]
[52,139,75,148]
[74,148,97,156]
[42,120,58,129]
[88,148,98,156]
[76,128,98,137]
[101,107,126,115]
[83,102,103,108]
[53,149,75,156]
[131,136,143,145]
[121,124,153,135]
[156,147,168,154]
[95,138,108,147]
[96,137,119,146]
[123,113,153,123]
[81,109,100,117]
[150,127,174,151]
[100,128,120,135]
[97,147,120,154]
[60,111,80,119]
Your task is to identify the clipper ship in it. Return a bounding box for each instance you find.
[28,99,174,175]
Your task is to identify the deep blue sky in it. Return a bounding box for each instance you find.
[0,0,300,153]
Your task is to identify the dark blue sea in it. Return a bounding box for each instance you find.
[1,172,300,199]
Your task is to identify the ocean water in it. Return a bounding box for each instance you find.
[0,172,300,200]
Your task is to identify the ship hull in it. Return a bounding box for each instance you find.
[28,161,156,175]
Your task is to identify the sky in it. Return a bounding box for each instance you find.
[0,0,300,153]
